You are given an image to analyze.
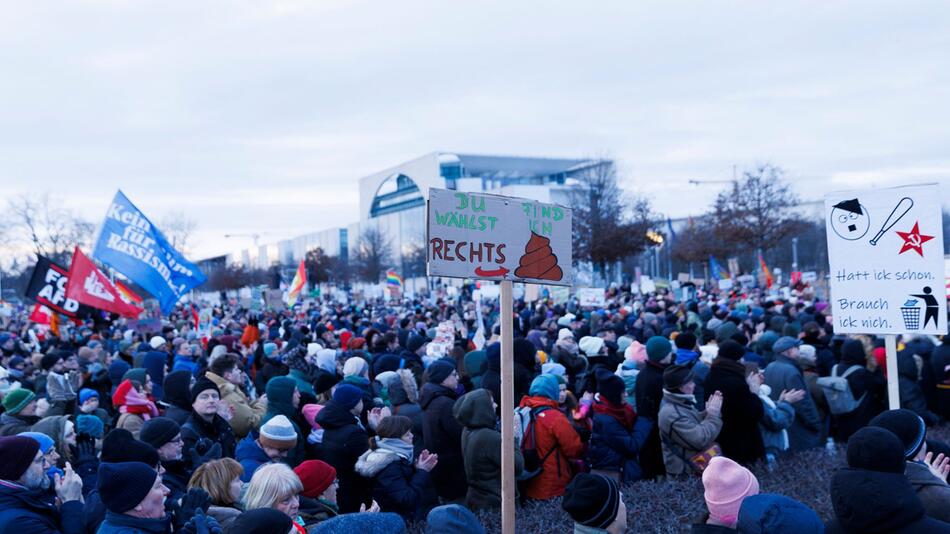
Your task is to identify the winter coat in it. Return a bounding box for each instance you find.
[116,412,146,440]
[704,358,765,465]
[181,411,237,467]
[454,389,524,510]
[763,355,821,451]
[142,351,166,402]
[0,480,83,534]
[314,400,370,513]
[905,460,950,524]
[898,353,941,426]
[206,372,266,438]
[205,505,241,530]
[931,341,950,420]
[419,382,467,501]
[588,400,653,483]
[354,447,438,522]
[235,433,273,482]
[831,364,885,442]
[161,370,194,426]
[94,510,170,534]
[552,342,587,383]
[635,360,668,479]
[262,378,306,467]
[481,350,502,411]
[388,373,424,458]
[159,459,189,505]
[826,467,950,533]
[517,395,583,500]
[0,412,40,436]
[658,389,722,477]
[298,496,338,532]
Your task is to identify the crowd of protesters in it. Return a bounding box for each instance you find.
[0,280,949,533]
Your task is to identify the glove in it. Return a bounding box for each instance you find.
[188,440,222,468]
[178,488,212,526]
[71,432,98,468]
[180,509,223,534]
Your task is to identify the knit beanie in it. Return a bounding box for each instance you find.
[149,336,166,349]
[139,417,181,449]
[191,376,219,404]
[406,332,427,353]
[558,328,574,342]
[123,368,148,385]
[2,388,35,415]
[578,336,605,357]
[541,362,567,378]
[17,431,55,454]
[702,456,760,527]
[263,342,278,358]
[98,462,158,513]
[846,426,905,473]
[645,336,673,363]
[342,357,368,378]
[675,332,697,350]
[0,436,40,481]
[259,415,298,450]
[598,374,625,406]
[561,473,621,530]
[663,364,694,391]
[79,388,99,405]
[76,414,105,438]
[332,384,363,411]
[101,429,160,466]
[463,351,488,378]
[225,508,292,534]
[529,374,559,401]
[294,460,337,498]
[427,359,456,384]
[301,404,324,430]
[617,336,634,356]
[40,352,62,371]
[737,493,824,534]
[717,340,745,361]
[425,504,486,534]
[869,409,927,460]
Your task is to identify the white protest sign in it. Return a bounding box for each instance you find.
[825,183,947,334]
[718,278,734,291]
[427,188,572,286]
[640,277,656,294]
[576,287,606,307]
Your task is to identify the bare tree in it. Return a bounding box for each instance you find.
[353,227,393,282]
[159,211,198,255]
[4,192,95,265]
[710,164,804,255]
[671,215,730,265]
[572,160,656,277]
[304,247,349,284]
[401,241,427,279]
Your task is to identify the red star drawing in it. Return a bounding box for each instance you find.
[895,221,934,257]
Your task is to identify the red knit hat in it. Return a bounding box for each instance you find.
[294,460,336,498]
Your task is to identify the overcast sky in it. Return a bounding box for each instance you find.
[1,1,948,262]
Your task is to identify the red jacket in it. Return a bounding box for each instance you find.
[519,395,583,500]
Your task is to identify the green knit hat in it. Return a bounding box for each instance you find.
[645,336,673,363]
[3,388,36,415]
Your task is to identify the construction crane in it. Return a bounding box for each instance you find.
[223,233,268,247]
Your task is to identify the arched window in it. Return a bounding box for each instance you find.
[370,174,424,217]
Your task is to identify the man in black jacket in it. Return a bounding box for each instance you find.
[704,341,765,465]
[636,336,672,480]
[420,359,467,502]
[314,384,370,513]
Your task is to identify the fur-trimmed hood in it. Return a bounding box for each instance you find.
[354,448,403,478]
[388,369,418,405]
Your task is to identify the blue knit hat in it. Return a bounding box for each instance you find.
[79,388,99,405]
[529,374,559,401]
[425,504,485,534]
[76,414,105,439]
[427,359,456,384]
[18,431,55,454]
[313,511,407,534]
[332,384,363,411]
[263,342,278,357]
[737,493,824,533]
[98,462,158,513]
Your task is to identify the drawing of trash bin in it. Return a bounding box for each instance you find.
[901,299,920,330]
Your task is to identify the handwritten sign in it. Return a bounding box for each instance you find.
[577,287,606,307]
[825,183,946,334]
[426,189,572,286]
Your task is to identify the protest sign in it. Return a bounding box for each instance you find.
[577,287,606,307]
[93,190,206,313]
[640,277,656,294]
[426,188,572,286]
[802,271,818,283]
[24,255,96,318]
[825,184,946,335]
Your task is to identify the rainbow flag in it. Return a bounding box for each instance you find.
[287,259,306,307]
[758,252,773,288]
[386,269,403,288]
[709,256,730,280]
[115,280,144,306]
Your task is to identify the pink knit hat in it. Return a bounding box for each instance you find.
[702,456,759,527]
[301,404,324,430]
[624,341,648,364]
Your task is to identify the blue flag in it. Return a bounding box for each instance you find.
[666,217,676,241]
[93,190,206,313]
[709,256,729,280]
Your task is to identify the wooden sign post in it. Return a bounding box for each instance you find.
[426,189,572,533]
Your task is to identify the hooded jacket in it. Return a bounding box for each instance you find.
[454,389,524,510]
[827,467,950,533]
[704,358,765,465]
[517,395,583,500]
[763,354,821,451]
[419,382,467,501]
[142,351,166,402]
[206,371,266,439]
[161,371,193,426]
[0,479,84,534]
[388,371,424,458]
[314,400,370,514]
[354,446,438,522]
[235,433,273,482]
[635,360,668,479]
[898,353,940,426]
[0,413,40,437]
[658,389,722,476]
[262,377,305,467]
[588,399,653,483]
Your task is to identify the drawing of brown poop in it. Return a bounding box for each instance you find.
[514,232,563,281]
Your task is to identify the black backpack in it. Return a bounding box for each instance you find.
[516,406,559,481]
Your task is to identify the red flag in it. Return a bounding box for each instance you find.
[65,247,143,317]
[29,304,52,325]
[191,304,200,331]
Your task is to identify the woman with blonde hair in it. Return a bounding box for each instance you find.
[244,462,306,534]
[188,457,245,528]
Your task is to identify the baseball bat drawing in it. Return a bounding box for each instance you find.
[869,196,913,245]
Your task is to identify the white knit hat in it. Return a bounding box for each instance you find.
[259,415,298,450]
[149,336,166,350]
[578,336,605,357]
[343,357,368,378]
[558,328,575,342]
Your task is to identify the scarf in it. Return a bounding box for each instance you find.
[376,437,414,463]
[592,398,637,430]
[675,348,699,365]
[121,387,159,419]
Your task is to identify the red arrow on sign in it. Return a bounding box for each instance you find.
[474,266,510,277]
